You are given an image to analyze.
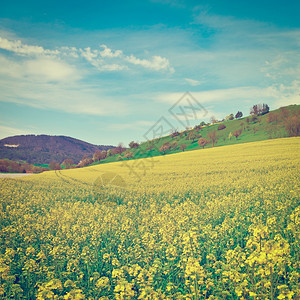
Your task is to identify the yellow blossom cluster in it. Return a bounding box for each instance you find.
[0,138,299,299]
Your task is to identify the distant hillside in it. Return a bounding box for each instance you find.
[0,135,114,164]
[97,104,300,165]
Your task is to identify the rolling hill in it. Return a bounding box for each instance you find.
[98,104,300,165]
[0,135,114,165]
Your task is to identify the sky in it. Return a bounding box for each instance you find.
[0,0,299,146]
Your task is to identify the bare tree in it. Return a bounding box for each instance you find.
[207,130,217,147]
[210,116,217,124]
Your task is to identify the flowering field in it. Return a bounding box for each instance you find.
[0,138,299,299]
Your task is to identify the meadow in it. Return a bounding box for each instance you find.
[0,138,299,299]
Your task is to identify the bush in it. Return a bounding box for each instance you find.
[218,124,226,130]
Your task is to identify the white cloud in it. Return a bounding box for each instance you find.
[99,44,122,58]
[79,44,174,73]
[0,36,175,74]
[185,78,202,86]
[0,36,59,56]
[101,64,127,71]
[0,54,80,82]
[25,58,80,82]
[80,47,101,66]
[126,54,174,73]
[61,46,79,58]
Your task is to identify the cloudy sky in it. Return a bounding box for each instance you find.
[0,0,299,146]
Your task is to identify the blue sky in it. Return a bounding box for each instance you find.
[0,0,299,146]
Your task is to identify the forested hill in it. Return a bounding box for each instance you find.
[0,135,114,164]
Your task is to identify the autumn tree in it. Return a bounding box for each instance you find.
[279,107,289,120]
[225,113,234,121]
[187,131,200,143]
[198,138,209,149]
[207,130,217,147]
[49,161,61,170]
[179,144,187,152]
[170,129,179,138]
[170,141,178,150]
[159,142,171,154]
[194,124,202,131]
[112,143,125,155]
[250,114,258,123]
[124,152,134,160]
[267,112,279,123]
[61,159,74,169]
[233,129,242,140]
[93,150,102,162]
[250,104,269,116]
[77,157,93,167]
[146,145,154,151]
[285,115,300,137]
[129,141,139,148]
[253,127,258,135]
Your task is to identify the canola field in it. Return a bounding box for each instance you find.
[0,138,299,299]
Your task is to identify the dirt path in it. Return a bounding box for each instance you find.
[0,173,35,178]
